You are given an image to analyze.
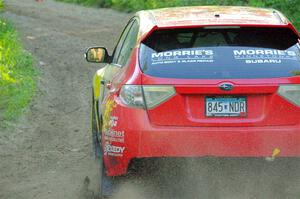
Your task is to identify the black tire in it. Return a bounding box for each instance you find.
[97,147,114,198]
[92,96,101,159]
[91,95,114,198]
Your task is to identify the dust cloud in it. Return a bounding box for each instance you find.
[85,158,300,199]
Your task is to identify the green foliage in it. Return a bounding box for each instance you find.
[256,0,300,30]
[0,18,37,128]
[0,0,3,9]
[56,0,300,30]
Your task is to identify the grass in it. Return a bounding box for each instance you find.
[0,12,37,128]
[55,0,300,30]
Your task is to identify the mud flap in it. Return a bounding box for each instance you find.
[98,146,114,198]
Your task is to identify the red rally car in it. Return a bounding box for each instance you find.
[86,6,300,197]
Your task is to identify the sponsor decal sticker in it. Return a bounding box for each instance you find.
[104,142,125,157]
[109,116,118,127]
[151,49,214,65]
[104,116,125,143]
[233,49,298,64]
[104,130,125,143]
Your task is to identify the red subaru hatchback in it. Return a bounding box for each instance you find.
[86,6,300,197]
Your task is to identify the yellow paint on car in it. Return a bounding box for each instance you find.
[102,99,116,132]
[93,67,106,100]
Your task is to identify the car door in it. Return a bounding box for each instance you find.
[99,18,139,104]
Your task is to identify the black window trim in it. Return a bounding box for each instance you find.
[111,17,140,67]
[110,18,135,66]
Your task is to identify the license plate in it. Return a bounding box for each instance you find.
[205,96,247,117]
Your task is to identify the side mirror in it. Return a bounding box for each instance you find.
[85,47,110,63]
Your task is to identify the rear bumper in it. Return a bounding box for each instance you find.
[139,125,300,158]
[102,97,300,176]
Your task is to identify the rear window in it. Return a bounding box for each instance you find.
[139,27,300,79]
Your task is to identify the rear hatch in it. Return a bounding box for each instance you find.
[139,26,300,127]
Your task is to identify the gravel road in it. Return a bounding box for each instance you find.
[1,0,130,198]
[1,1,300,199]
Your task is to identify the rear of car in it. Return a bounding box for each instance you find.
[102,8,300,176]
[139,27,300,126]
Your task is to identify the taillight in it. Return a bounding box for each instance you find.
[278,85,300,107]
[119,85,144,108]
[119,85,175,109]
[143,86,176,109]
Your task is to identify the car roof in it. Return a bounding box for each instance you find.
[138,6,288,27]
[136,6,292,41]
